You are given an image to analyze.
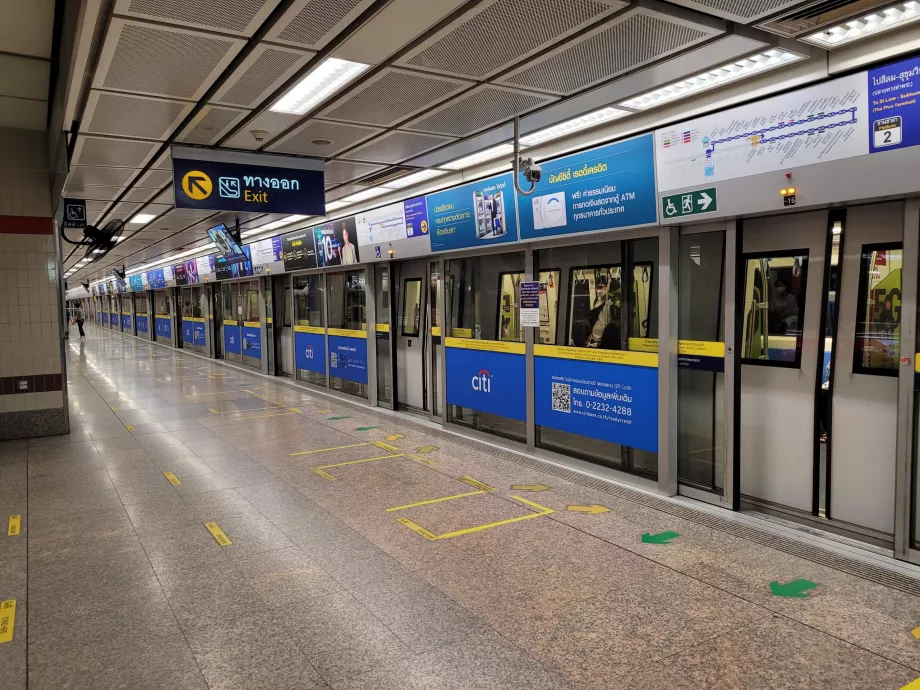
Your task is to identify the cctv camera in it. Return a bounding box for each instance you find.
[250,129,267,143]
[521,157,542,184]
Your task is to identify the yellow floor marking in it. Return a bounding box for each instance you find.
[7,515,20,536]
[511,483,550,492]
[457,476,497,492]
[568,504,609,514]
[311,453,405,480]
[314,469,336,480]
[913,626,920,640]
[406,453,436,467]
[291,441,378,456]
[204,522,231,546]
[313,409,332,414]
[208,408,221,415]
[387,489,486,512]
[902,679,920,690]
[374,442,400,452]
[111,406,119,412]
[0,599,16,643]
[288,408,303,414]
[163,471,181,486]
[396,496,554,541]
[385,434,404,441]
[125,424,136,433]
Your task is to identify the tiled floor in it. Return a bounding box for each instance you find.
[2,325,920,688]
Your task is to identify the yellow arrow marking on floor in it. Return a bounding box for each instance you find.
[913,626,920,640]
[163,471,181,486]
[111,406,119,412]
[374,442,400,452]
[458,476,496,492]
[7,515,20,536]
[414,445,438,454]
[396,496,554,541]
[313,409,333,414]
[125,425,136,433]
[291,438,403,457]
[0,599,16,643]
[568,504,610,514]
[204,522,231,546]
[385,434,404,441]
[311,454,405,480]
[512,483,550,492]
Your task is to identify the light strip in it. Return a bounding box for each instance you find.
[129,213,156,224]
[442,144,516,171]
[381,169,448,189]
[241,215,310,237]
[324,200,351,213]
[804,2,920,47]
[270,58,370,116]
[618,49,804,111]
[340,188,390,204]
[520,107,630,147]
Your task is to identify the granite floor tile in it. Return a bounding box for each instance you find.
[126,495,201,533]
[209,512,296,560]
[139,523,232,573]
[157,562,265,633]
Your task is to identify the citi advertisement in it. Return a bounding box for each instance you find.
[242,325,261,360]
[224,322,241,355]
[518,134,657,240]
[136,315,149,333]
[426,173,518,252]
[155,316,171,339]
[122,314,131,330]
[328,331,367,384]
[444,339,526,422]
[294,327,326,375]
[534,346,658,453]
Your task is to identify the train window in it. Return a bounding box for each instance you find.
[247,288,260,323]
[741,252,809,367]
[497,272,522,342]
[401,278,422,337]
[632,263,654,339]
[567,266,622,348]
[327,270,366,330]
[283,288,292,328]
[854,243,902,375]
[293,274,324,327]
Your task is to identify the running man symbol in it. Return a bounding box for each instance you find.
[681,195,693,213]
[182,171,212,200]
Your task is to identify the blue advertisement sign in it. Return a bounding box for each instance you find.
[242,326,261,359]
[194,322,206,344]
[518,134,657,240]
[129,274,144,292]
[427,173,518,252]
[445,344,526,422]
[172,146,325,216]
[294,330,326,374]
[868,55,920,154]
[182,321,194,344]
[136,315,148,333]
[534,350,658,453]
[148,268,166,289]
[404,197,429,239]
[122,314,131,330]
[328,334,368,383]
[224,325,241,355]
[155,317,172,340]
[102,312,108,326]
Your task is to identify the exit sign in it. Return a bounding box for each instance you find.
[661,188,717,219]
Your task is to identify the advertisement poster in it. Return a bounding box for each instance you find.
[215,246,253,280]
[355,196,429,246]
[534,346,658,452]
[196,255,214,278]
[518,135,657,240]
[184,259,200,284]
[224,323,241,356]
[868,55,920,153]
[314,217,360,267]
[427,173,518,252]
[294,328,326,375]
[174,262,188,286]
[155,316,171,339]
[122,314,131,330]
[102,312,108,326]
[251,236,284,265]
[136,315,148,333]
[282,229,318,271]
[519,281,540,328]
[141,272,149,288]
[129,274,144,292]
[327,332,367,384]
[163,265,174,285]
[242,325,261,359]
[655,72,869,192]
[444,339,526,421]
[148,268,166,289]
[183,320,194,344]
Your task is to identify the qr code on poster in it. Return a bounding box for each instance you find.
[552,382,571,413]
[330,353,338,368]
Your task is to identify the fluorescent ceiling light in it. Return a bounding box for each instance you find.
[241,215,309,236]
[324,200,351,213]
[520,108,630,147]
[130,242,216,274]
[340,188,389,204]
[129,213,156,224]
[443,144,516,171]
[270,58,370,116]
[618,50,804,111]
[803,2,920,47]
[381,169,448,189]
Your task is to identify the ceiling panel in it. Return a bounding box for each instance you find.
[498,8,722,95]
[264,0,375,50]
[324,160,386,185]
[122,186,160,203]
[397,0,626,79]
[178,105,250,145]
[267,119,383,157]
[82,91,195,141]
[134,169,173,188]
[71,135,160,168]
[152,186,174,205]
[61,184,130,201]
[320,68,473,128]
[340,130,456,164]
[220,110,302,149]
[403,85,556,137]
[665,0,810,22]
[93,20,245,102]
[113,0,284,36]
[212,43,315,109]
[66,166,140,188]
[108,202,142,218]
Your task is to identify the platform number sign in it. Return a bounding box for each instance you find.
[873,117,902,148]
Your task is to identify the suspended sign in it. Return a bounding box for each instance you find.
[171,146,325,215]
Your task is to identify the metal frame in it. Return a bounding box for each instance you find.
[659,225,678,496]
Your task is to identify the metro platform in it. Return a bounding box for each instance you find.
[1,326,920,689]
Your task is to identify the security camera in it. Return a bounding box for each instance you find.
[250,129,267,143]
[521,157,542,184]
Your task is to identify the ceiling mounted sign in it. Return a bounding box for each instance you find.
[171,146,325,216]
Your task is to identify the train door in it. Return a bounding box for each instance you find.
[739,211,826,519]
[396,259,428,412]
[241,279,263,370]
[180,287,192,349]
[429,260,443,418]
[263,278,274,374]
[275,275,293,377]
[222,282,241,364]
[212,285,224,359]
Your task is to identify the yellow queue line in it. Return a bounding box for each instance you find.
[396,496,554,541]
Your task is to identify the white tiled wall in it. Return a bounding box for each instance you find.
[0,391,63,413]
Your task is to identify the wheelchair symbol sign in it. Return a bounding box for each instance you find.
[63,198,87,229]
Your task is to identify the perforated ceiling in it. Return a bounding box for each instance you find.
[267,119,383,157]
[266,0,375,50]
[179,106,249,145]
[83,91,193,140]
[665,0,806,21]
[341,130,456,164]
[213,45,314,109]
[71,136,159,168]
[115,0,282,36]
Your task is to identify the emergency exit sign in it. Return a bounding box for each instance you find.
[661,188,717,219]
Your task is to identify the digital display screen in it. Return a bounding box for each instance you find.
[215,245,253,280]
[207,223,247,263]
[111,271,127,293]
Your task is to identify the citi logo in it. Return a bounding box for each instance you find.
[305,345,314,359]
[471,369,492,393]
